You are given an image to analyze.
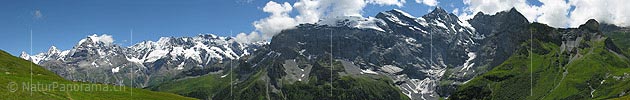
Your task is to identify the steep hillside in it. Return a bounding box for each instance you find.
[0,50,195,99]
[451,20,630,99]
[602,24,630,54]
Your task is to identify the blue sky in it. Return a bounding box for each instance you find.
[1,0,555,56]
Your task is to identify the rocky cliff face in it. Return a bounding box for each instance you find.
[220,7,538,99]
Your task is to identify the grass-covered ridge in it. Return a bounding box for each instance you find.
[0,50,195,100]
[451,23,630,100]
[606,31,630,54]
[148,71,231,99]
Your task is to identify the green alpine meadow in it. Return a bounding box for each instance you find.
[451,20,630,99]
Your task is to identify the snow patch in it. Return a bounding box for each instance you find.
[318,16,386,32]
[460,51,477,73]
[59,50,70,60]
[382,65,403,74]
[170,47,185,57]
[92,62,99,67]
[176,62,185,70]
[417,18,429,26]
[434,20,448,29]
[457,20,475,32]
[298,49,306,56]
[360,68,379,75]
[183,48,202,63]
[221,73,229,78]
[87,34,114,44]
[393,9,415,18]
[126,57,143,64]
[145,49,169,62]
[112,67,120,73]
[383,12,410,26]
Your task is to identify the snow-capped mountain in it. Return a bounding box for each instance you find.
[373,7,483,99]
[21,7,535,100]
[212,7,490,100]
[215,7,533,100]
[21,34,267,87]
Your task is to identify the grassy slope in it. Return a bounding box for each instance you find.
[280,75,409,100]
[613,95,630,100]
[0,50,195,100]
[217,58,409,100]
[148,72,231,99]
[153,56,409,100]
[605,31,630,100]
[451,28,630,99]
[607,31,630,54]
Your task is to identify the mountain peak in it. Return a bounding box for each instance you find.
[509,7,518,13]
[19,51,30,60]
[505,7,525,18]
[422,6,460,21]
[429,7,448,16]
[47,46,60,54]
[76,37,96,47]
[579,19,600,32]
[471,7,528,23]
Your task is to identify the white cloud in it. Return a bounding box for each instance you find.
[236,0,404,43]
[235,32,261,43]
[568,0,630,27]
[237,0,629,43]
[367,0,406,7]
[326,0,367,17]
[252,1,297,41]
[536,0,571,27]
[460,0,539,22]
[452,8,459,15]
[415,0,438,6]
[88,34,114,44]
[458,0,630,28]
[293,0,323,23]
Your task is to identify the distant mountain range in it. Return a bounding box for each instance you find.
[17,7,630,100]
[20,34,266,87]
[0,50,195,99]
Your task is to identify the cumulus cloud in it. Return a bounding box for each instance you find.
[568,0,630,27]
[366,0,406,7]
[415,0,438,6]
[252,1,297,41]
[293,0,323,23]
[235,32,261,43]
[458,0,630,28]
[88,34,115,45]
[235,0,404,43]
[452,8,459,15]
[536,0,571,27]
[459,0,539,22]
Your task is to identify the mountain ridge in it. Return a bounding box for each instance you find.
[20,34,267,88]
